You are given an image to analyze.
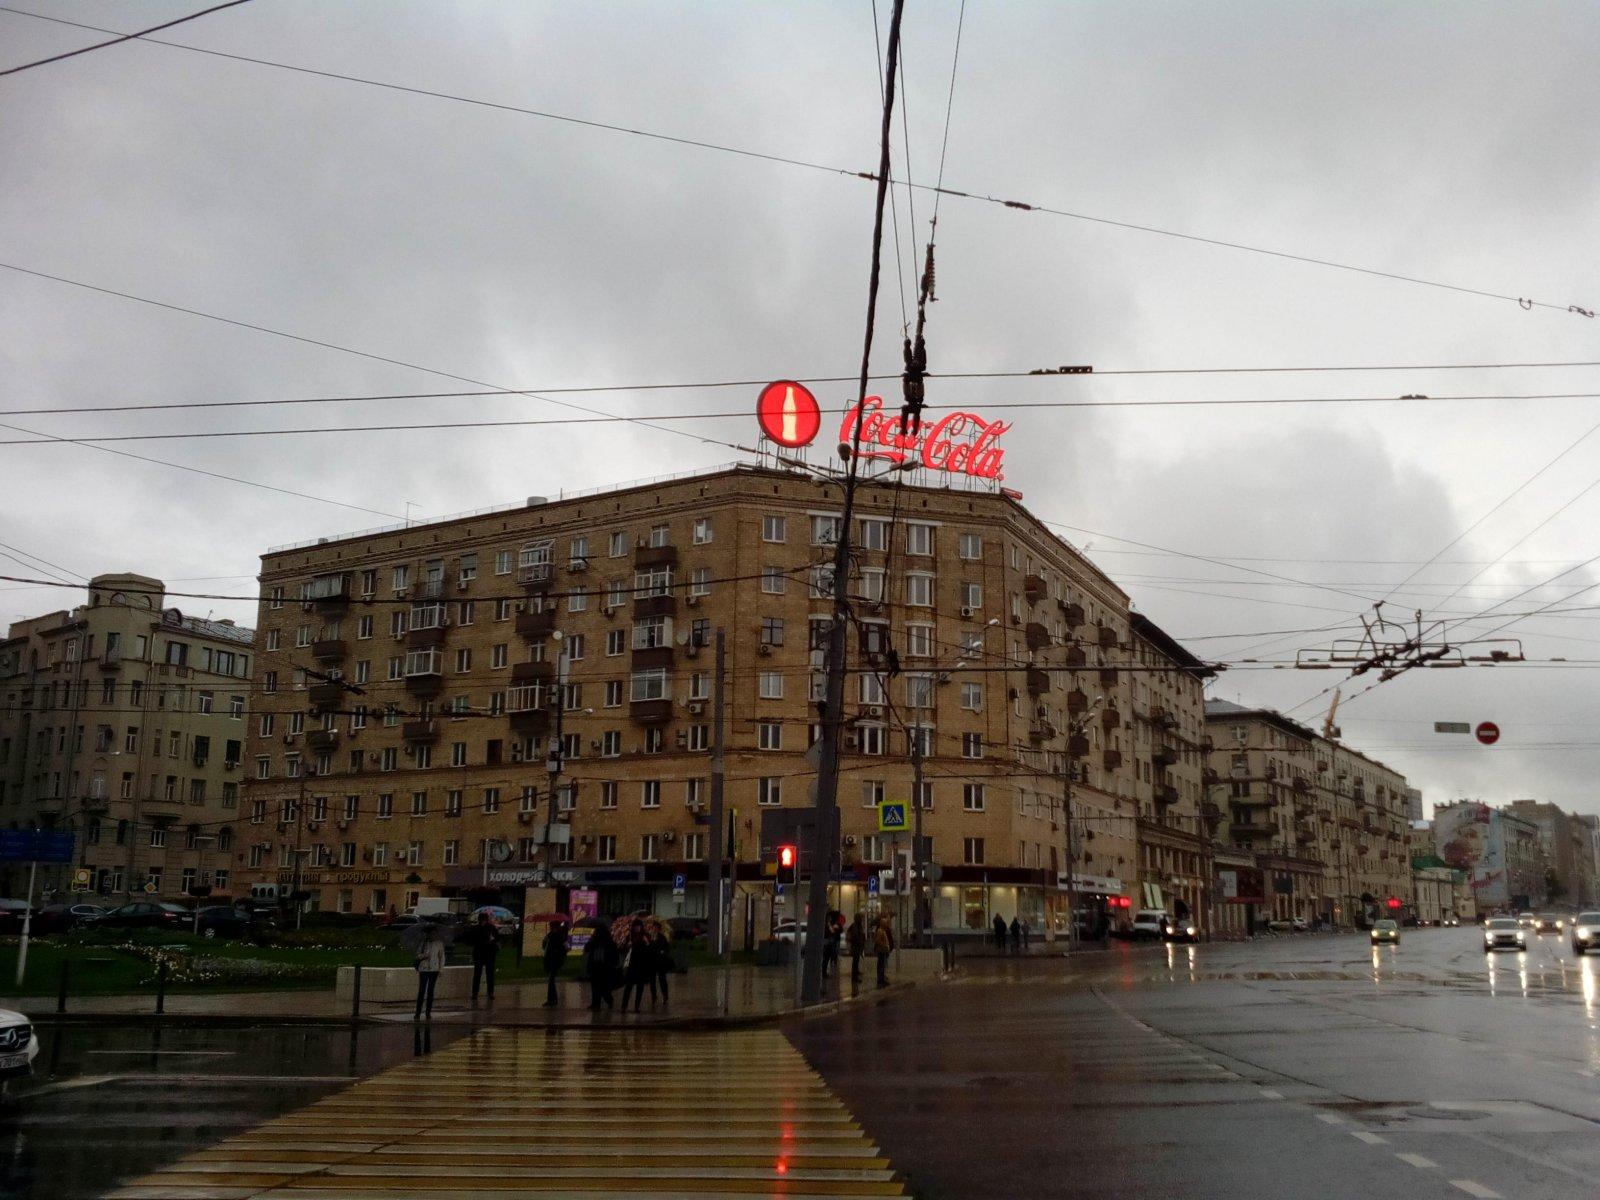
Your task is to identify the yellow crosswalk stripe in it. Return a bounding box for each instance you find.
[106,1029,905,1199]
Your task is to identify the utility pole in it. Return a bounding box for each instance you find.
[290,767,307,930]
[910,732,925,948]
[801,0,907,1008]
[541,637,569,882]
[707,629,727,957]
[1062,753,1077,951]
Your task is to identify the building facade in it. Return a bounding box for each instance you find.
[1504,799,1596,907]
[1433,800,1545,911]
[237,465,1162,939]
[0,574,252,901]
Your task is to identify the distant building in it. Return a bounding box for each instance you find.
[0,574,252,901]
[1505,799,1596,907]
[1433,801,1544,911]
[1403,788,1424,822]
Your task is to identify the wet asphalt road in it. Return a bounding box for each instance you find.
[790,927,1600,1199]
[1,1021,464,1199]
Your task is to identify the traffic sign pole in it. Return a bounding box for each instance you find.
[15,858,38,988]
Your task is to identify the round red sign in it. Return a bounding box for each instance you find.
[756,380,822,448]
[1475,721,1500,745]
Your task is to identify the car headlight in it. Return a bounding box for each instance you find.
[1579,927,1595,939]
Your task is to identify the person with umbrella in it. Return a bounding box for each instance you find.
[541,918,570,1008]
[401,920,452,1021]
[583,922,619,1011]
[620,917,655,1011]
[461,911,501,1006]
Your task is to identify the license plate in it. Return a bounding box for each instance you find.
[0,1053,27,1070]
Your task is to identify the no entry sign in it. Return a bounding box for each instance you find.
[1475,721,1500,745]
[756,380,822,448]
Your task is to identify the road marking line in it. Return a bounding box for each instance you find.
[1450,1182,1501,1199]
[1258,1089,1284,1100]
[1316,1113,1346,1125]
[1351,1132,1388,1145]
[1397,1153,1439,1170]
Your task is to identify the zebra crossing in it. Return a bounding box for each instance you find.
[106,1028,906,1199]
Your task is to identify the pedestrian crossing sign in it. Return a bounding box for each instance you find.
[877,800,908,833]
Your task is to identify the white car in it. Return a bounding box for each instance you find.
[0,1008,38,1081]
[1131,909,1168,940]
[1484,916,1526,952]
[1571,911,1600,955]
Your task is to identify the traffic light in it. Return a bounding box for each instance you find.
[776,843,797,887]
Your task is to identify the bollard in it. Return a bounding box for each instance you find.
[155,959,168,1015]
[56,961,70,1014]
[350,963,363,1022]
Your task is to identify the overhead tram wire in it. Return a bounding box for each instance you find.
[0,5,1589,320]
[870,0,913,334]
[8,390,1600,446]
[0,539,85,586]
[0,0,251,77]
[5,361,1599,418]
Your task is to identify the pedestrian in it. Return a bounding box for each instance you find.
[1010,916,1022,953]
[822,910,842,979]
[621,918,655,1011]
[993,913,1008,954]
[846,913,866,985]
[463,912,501,1006]
[653,924,674,1006]
[584,923,619,1011]
[1021,919,1032,951]
[874,916,893,987]
[412,923,446,1021]
[541,919,569,1008]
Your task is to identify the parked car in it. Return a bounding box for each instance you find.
[1290,916,1309,932]
[32,902,106,935]
[89,901,192,930]
[1484,916,1526,952]
[0,899,32,934]
[772,918,807,944]
[1570,912,1600,955]
[194,905,267,940]
[1131,909,1169,940]
[666,916,709,940]
[0,1008,38,1081]
[1370,919,1400,946]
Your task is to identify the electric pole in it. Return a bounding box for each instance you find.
[910,731,925,947]
[708,628,727,957]
[541,637,568,881]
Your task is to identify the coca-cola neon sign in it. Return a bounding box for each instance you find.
[841,395,1009,481]
[756,385,1010,482]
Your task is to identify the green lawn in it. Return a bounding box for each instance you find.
[0,930,747,998]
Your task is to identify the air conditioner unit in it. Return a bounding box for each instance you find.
[662,829,676,843]
[569,560,588,573]
[867,705,883,718]
[684,644,699,658]
[306,821,321,832]
[590,739,603,752]
[395,586,409,598]
[960,606,975,618]
[687,701,705,715]
[604,607,617,620]
[636,536,648,549]
[283,733,295,744]
[403,744,416,757]
[758,644,773,657]
[845,834,857,846]
[685,595,700,607]
[336,819,349,831]
[845,733,860,750]
[456,579,469,591]
[517,811,532,824]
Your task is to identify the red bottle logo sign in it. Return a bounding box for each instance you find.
[756,381,822,448]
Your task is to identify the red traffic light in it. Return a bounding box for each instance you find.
[778,845,796,869]
[1385,897,1402,910]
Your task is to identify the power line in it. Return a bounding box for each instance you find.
[0,0,250,78]
[10,390,1600,446]
[1,4,1588,318]
[4,360,1596,418]
[0,539,84,586]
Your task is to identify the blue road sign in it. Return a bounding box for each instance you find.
[867,874,880,895]
[775,882,785,898]
[877,801,908,832]
[0,829,76,863]
[671,872,687,894]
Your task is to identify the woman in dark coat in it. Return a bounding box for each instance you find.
[584,924,619,1011]
[652,925,674,1006]
[620,918,655,1011]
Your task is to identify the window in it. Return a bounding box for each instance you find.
[692,517,713,544]
[964,783,986,811]
[906,522,934,555]
[495,549,513,575]
[519,785,537,813]
[377,793,394,819]
[644,727,664,753]
[455,648,472,674]
[641,780,661,808]
[763,515,786,542]
[857,725,886,755]
[761,566,787,594]
[443,839,459,866]
[635,566,671,598]
[859,672,886,705]
[568,587,588,613]
[960,682,983,710]
[606,579,627,609]
[269,586,283,610]
[266,629,281,651]
[647,523,669,548]
[686,778,705,808]
[905,573,933,607]
[390,610,408,637]
[690,566,711,596]
[569,535,589,567]
[811,514,841,545]
[600,781,618,810]
[606,628,626,656]
[609,530,627,558]
[641,834,660,862]
[963,836,985,865]
[684,832,705,860]
[597,835,617,863]
[859,518,888,551]
[410,790,428,816]
[407,841,423,866]
[905,623,934,657]
[758,672,784,700]
[359,569,376,597]
[862,834,886,861]
[905,674,934,709]
[563,633,585,661]
[958,532,982,560]
[444,789,463,817]
[758,776,781,806]
[457,600,475,625]
[961,581,982,608]
[264,670,278,694]
[600,730,621,757]
[633,616,668,649]
[690,618,710,647]
[915,781,934,810]
[491,643,508,669]
[258,714,274,738]
[688,724,709,751]
[392,565,410,591]
[859,568,885,602]
[861,778,885,808]
[689,672,709,701]
[604,680,623,707]
[631,669,668,702]
[962,732,985,759]
[343,794,359,820]
[760,617,784,647]
[758,722,782,750]
[809,565,835,598]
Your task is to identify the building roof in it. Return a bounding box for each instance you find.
[1203,698,1318,743]
[1129,611,1214,677]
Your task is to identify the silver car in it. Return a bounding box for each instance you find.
[1571,912,1600,955]
[1484,916,1526,952]
[0,1008,38,1081]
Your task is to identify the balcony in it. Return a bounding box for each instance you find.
[517,562,555,591]
[1229,822,1275,841]
[515,608,555,639]
[1058,600,1084,627]
[1066,733,1090,758]
[1067,688,1089,715]
[635,543,678,568]
[1023,574,1046,604]
[419,578,445,601]
[1025,622,1050,651]
[1100,706,1121,731]
[631,698,673,723]
[402,650,443,696]
[1154,744,1178,768]
[98,648,122,671]
[311,638,347,664]
[307,728,339,752]
[1102,748,1122,771]
[1029,721,1057,746]
[511,659,556,685]
[1292,776,1311,793]
[308,681,344,710]
[509,706,550,736]
[402,719,438,743]
[1096,623,1117,649]
[1064,645,1087,668]
[1149,705,1177,729]
[1231,793,1275,809]
[1026,668,1049,696]
[634,594,677,619]
[631,645,674,671]
[1155,783,1179,807]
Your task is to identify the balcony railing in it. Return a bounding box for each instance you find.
[635,544,678,568]
[1023,574,1046,604]
[517,562,554,590]
[515,609,555,639]
[311,639,347,663]
[1026,668,1049,696]
[634,594,677,619]
[402,719,438,743]
[630,697,673,723]
[1025,622,1050,651]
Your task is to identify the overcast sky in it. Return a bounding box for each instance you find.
[3,2,1599,813]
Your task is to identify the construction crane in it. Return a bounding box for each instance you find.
[1322,687,1342,740]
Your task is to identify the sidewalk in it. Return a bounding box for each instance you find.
[5,961,918,1029]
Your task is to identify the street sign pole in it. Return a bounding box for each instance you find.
[15,857,38,988]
